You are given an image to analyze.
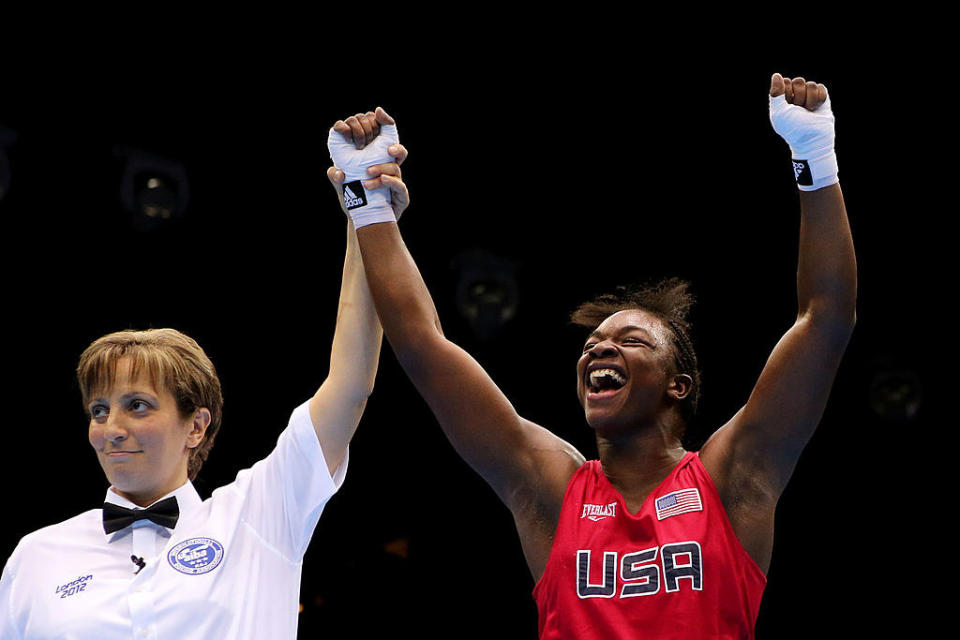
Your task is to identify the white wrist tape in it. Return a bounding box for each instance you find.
[769,93,838,191]
[327,123,400,227]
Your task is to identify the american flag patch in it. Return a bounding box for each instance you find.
[655,488,702,520]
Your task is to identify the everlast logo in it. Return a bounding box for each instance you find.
[581,502,617,521]
[343,181,367,210]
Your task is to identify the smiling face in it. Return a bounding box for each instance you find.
[576,309,690,434]
[87,357,209,507]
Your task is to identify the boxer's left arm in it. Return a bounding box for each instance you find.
[701,73,857,509]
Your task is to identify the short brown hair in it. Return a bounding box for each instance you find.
[571,278,701,426]
[77,328,223,480]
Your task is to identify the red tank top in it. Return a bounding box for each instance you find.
[533,452,766,639]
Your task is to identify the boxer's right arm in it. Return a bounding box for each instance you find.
[327,119,583,511]
[356,221,583,505]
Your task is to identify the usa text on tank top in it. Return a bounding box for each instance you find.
[533,452,766,639]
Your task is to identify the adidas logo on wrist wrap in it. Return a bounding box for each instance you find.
[343,181,368,210]
[792,160,813,187]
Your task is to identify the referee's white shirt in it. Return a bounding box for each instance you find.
[0,400,347,640]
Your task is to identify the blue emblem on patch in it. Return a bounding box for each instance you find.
[167,537,225,575]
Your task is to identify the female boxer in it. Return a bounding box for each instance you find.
[328,73,855,638]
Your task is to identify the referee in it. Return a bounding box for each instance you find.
[0,220,384,639]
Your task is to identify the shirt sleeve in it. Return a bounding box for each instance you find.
[0,548,23,640]
[221,400,348,561]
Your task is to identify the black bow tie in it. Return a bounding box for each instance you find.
[102,496,180,534]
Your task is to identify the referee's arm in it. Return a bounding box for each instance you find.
[309,221,384,476]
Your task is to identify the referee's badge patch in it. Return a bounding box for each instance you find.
[167,537,225,575]
[655,488,703,521]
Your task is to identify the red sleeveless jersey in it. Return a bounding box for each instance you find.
[533,452,766,639]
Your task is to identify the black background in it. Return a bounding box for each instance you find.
[0,24,937,639]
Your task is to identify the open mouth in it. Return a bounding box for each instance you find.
[587,368,627,397]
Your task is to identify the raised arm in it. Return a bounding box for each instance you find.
[308,214,384,476]
[326,109,583,518]
[701,74,857,514]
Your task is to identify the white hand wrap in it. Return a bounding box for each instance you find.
[769,93,838,191]
[327,123,400,228]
